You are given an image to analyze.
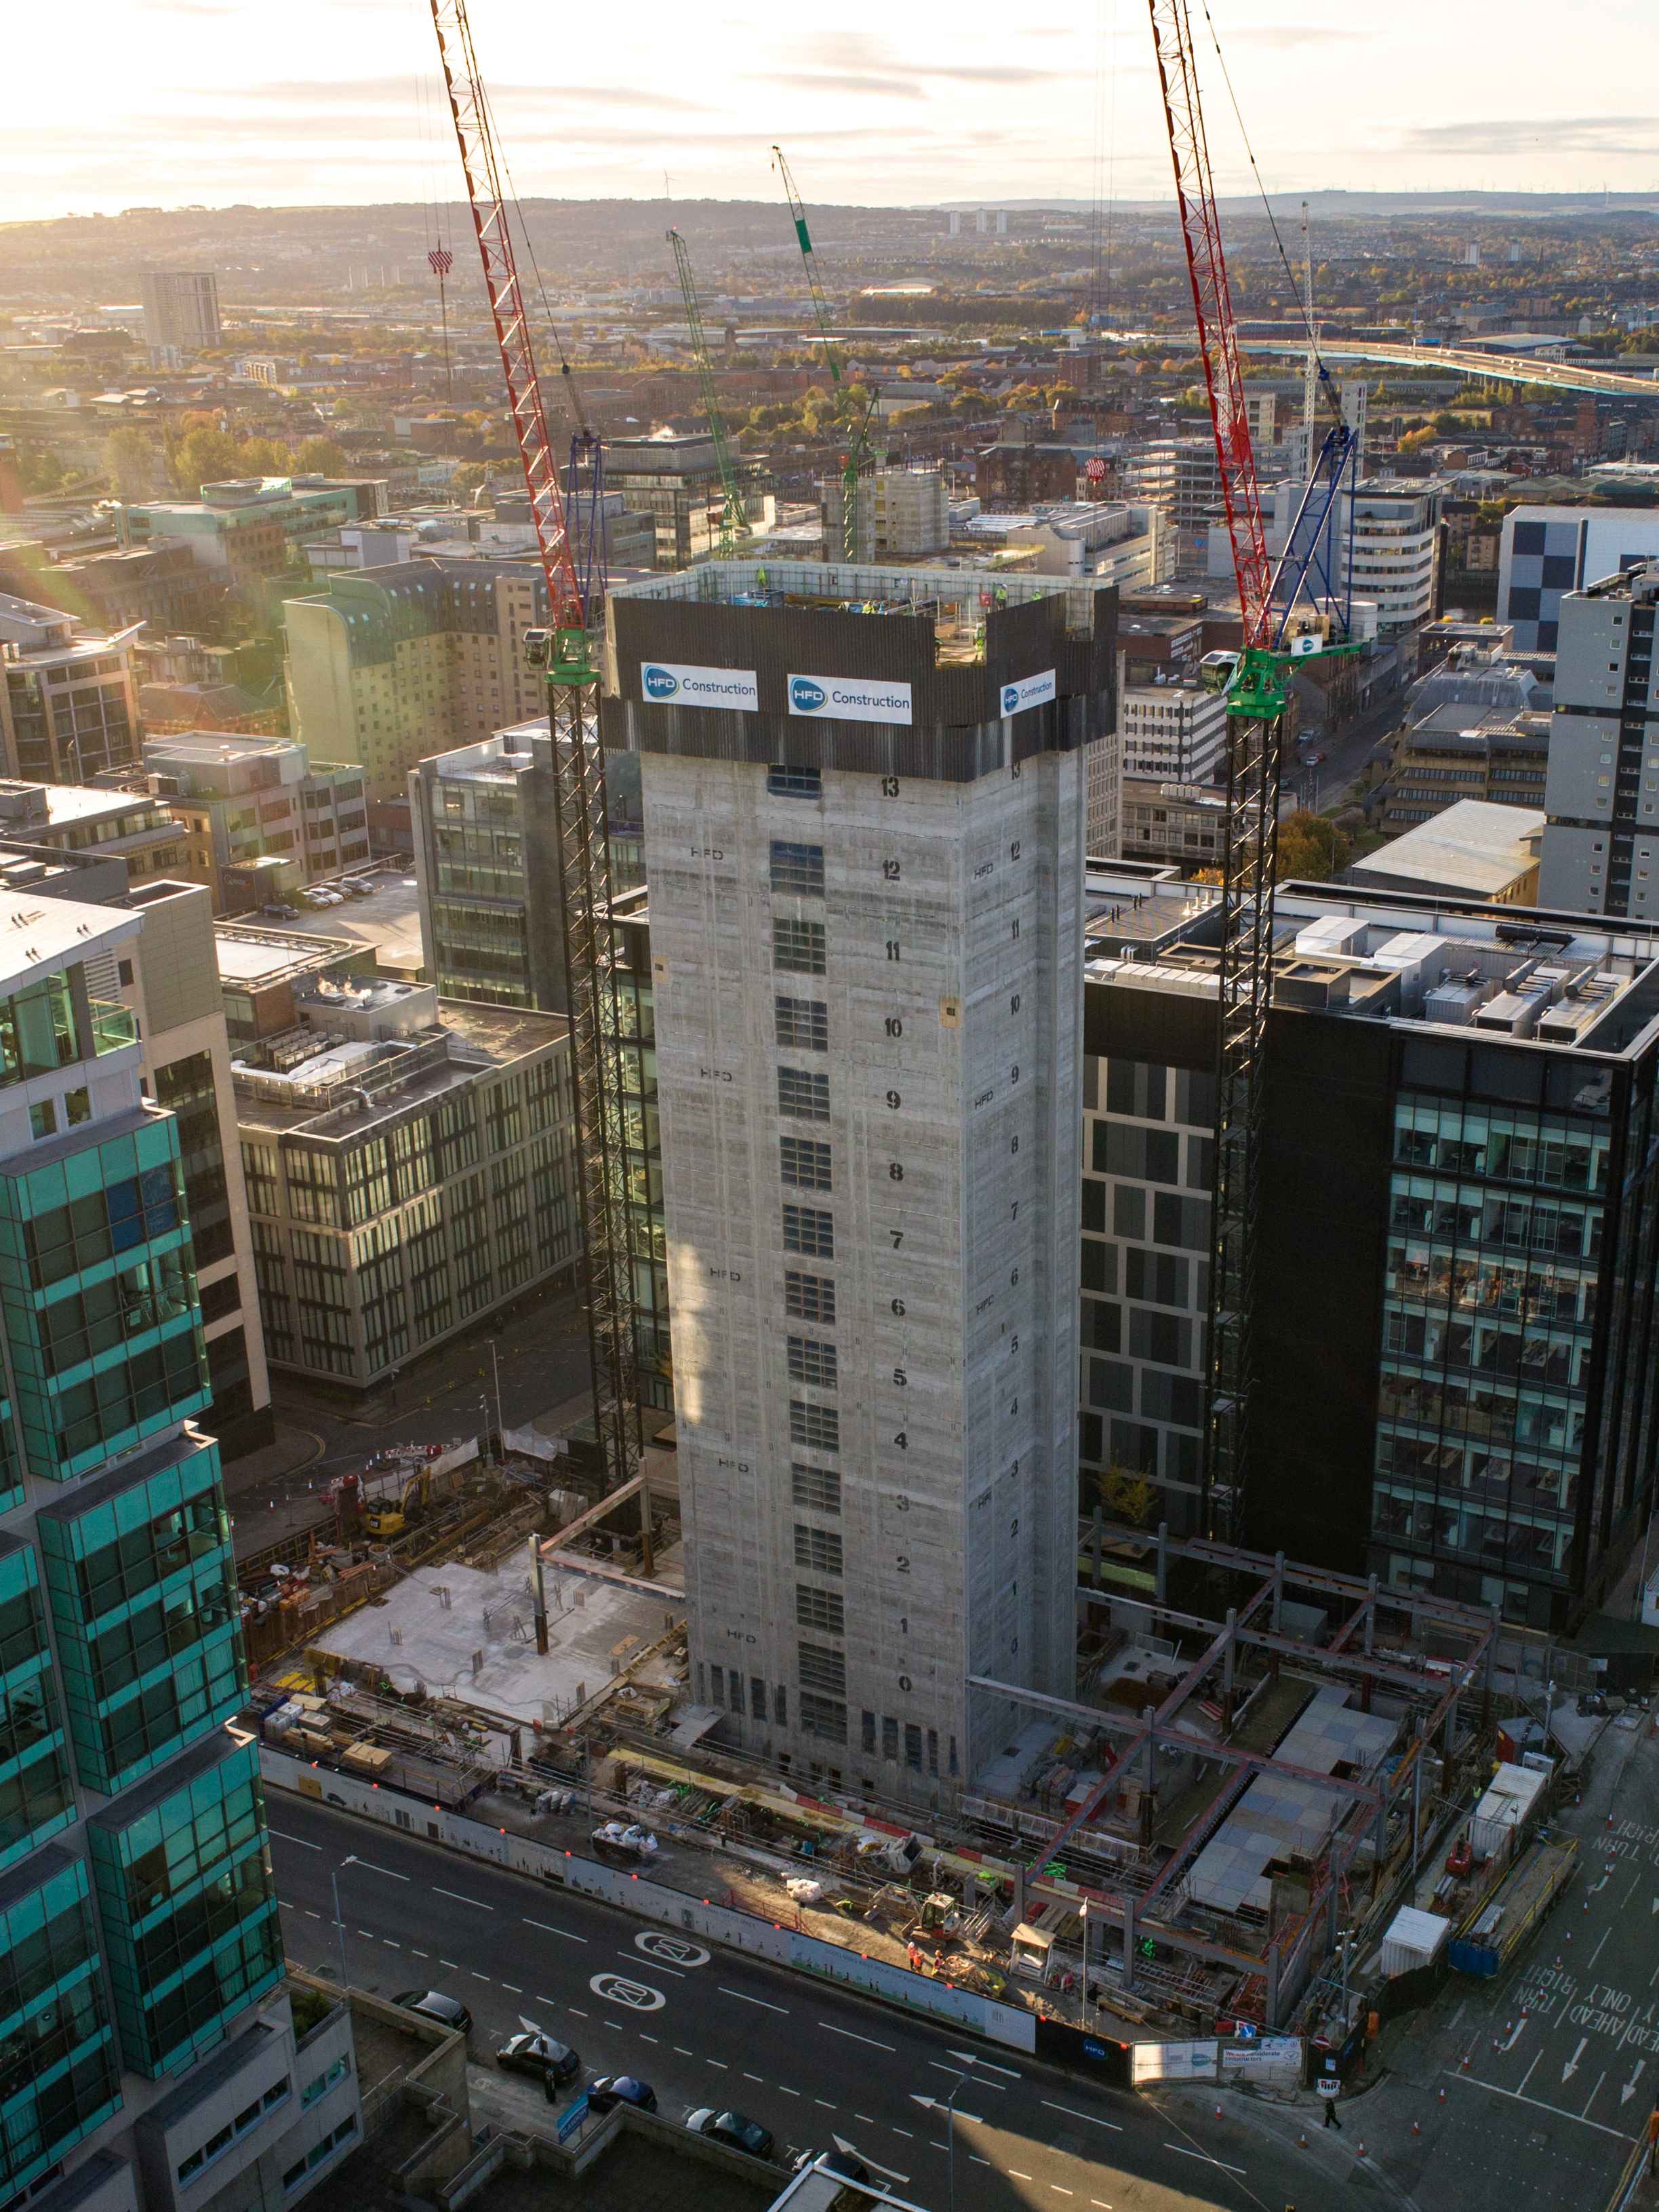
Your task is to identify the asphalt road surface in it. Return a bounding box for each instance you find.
[1354,1705,1659,2211]
[268,1796,1352,2211]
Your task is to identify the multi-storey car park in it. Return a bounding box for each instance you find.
[599,558,1116,1800]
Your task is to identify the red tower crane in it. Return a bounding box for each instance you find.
[1146,0,1357,1542]
[428,0,643,1544]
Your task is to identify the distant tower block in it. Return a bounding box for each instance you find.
[948,210,962,238]
[1464,243,1481,267]
[975,209,988,234]
[996,210,1008,237]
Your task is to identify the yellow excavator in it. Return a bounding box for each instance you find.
[363,1470,433,1540]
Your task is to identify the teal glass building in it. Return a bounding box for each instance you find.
[0,891,296,2212]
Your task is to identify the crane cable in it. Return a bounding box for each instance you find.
[1195,0,1344,428]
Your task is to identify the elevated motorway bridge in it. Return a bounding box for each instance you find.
[1237,336,1659,400]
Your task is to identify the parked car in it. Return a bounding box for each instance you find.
[260,901,301,920]
[793,2148,871,2183]
[496,2030,580,2084]
[686,2109,775,2161]
[591,1820,658,1859]
[587,2074,656,2114]
[392,1989,473,2036]
[342,877,376,897]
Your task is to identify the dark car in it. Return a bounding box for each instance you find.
[793,2147,871,2182]
[686,2108,775,2160]
[392,1989,472,2036]
[497,2030,581,2085]
[587,2074,656,2114]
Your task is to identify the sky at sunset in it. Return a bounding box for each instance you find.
[3,0,1655,223]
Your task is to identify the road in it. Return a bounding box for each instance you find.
[268,1796,1350,2212]
[1285,685,1403,820]
[1354,1706,1659,2211]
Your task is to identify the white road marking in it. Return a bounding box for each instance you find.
[440,1959,460,1970]
[639,2034,658,2045]
[706,2060,728,2070]
[1519,2053,1540,2097]
[930,2060,1006,2092]
[622,1952,685,1978]
[1010,2171,1033,2181]
[568,2008,588,2018]
[674,2046,694,2057]
[589,1973,665,2013]
[1564,2036,1588,2082]
[946,2049,1022,2080]
[1450,2071,1637,2140]
[525,1918,585,1943]
[411,1950,428,1958]
[721,1987,788,2013]
[382,1941,400,1950]
[814,2099,837,2110]
[471,1972,489,1982]
[819,2022,895,2052]
[890,2128,913,2140]
[1622,2062,1645,2106]
[348,1860,409,1881]
[743,2073,763,2082]
[502,1984,521,1994]
[1584,2072,1607,2115]
[1497,2019,1526,2053]
[1588,1929,1612,1968]
[778,2085,801,2096]
[1041,2099,1123,2133]
[268,1829,322,1849]
[305,1910,321,1919]
[1162,2146,1247,2175]
[433,1887,491,1909]
[1051,2190,1074,2198]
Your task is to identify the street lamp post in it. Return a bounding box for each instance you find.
[330,1863,351,1988]
[489,1338,505,1457]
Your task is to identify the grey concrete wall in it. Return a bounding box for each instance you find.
[643,747,1081,1801]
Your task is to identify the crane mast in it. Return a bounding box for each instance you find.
[772,144,879,561]
[1147,0,1279,1544]
[666,227,748,559]
[430,0,643,1545]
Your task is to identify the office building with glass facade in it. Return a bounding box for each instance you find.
[1079,863,1659,1632]
[0,886,357,2212]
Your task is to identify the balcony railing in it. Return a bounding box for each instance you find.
[90,1002,138,1054]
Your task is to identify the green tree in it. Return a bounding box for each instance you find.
[1276,809,1351,883]
[106,427,163,498]
[292,436,348,476]
[235,436,292,477]
[168,425,242,494]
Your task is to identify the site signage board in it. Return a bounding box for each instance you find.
[1001,668,1057,717]
[788,673,913,725]
[639,661,759,711]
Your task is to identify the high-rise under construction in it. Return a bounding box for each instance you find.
[601,561,1115,1801]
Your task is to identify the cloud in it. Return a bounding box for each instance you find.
[1228,24,1372,45]
[198,77,709,115]
[765,63,1058,96]
[772,73,925,100]
[1395,113,1659,157]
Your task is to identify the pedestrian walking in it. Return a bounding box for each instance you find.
[1321,2095,1342,2131]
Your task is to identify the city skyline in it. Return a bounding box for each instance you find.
[3,0,1656,225]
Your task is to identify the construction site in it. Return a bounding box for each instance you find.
[240,1440,1584,2048]
[233,0,1603,2081]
